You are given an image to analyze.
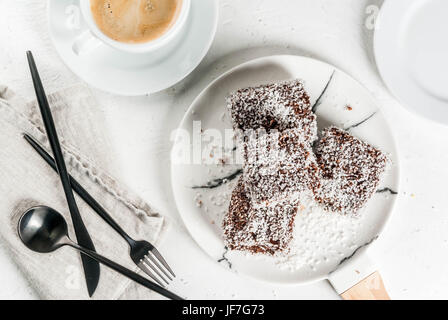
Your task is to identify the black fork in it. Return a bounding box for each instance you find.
[24,133,175,287]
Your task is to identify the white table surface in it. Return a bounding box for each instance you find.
[1,0,447,300]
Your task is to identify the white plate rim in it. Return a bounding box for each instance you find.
[374,0,448,124]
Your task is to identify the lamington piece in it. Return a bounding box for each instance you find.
[314,127,389,214]
[222,178,299,254]
[227,79,317,143]
[238,128,321,203]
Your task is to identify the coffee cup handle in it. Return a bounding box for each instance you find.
[72,30,102,55]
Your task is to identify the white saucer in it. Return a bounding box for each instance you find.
[170,55,399,284]
[48,0,218,96]
[375,0,448,124]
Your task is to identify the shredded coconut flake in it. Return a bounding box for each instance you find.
[223,179,300,254]
[238,128,320,203]
[227,79,317,142]
[222,80,389,257]
[314,127,389,214]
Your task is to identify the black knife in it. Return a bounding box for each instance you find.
[26,51,100,297]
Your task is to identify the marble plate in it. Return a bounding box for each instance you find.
[47,0,218,96]
[171,55,400,284]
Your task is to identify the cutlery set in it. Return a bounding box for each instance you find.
[22,51,181,300]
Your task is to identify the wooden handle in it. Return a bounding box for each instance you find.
[340,271,390,300]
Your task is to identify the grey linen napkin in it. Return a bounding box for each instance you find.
[0,84,167,299]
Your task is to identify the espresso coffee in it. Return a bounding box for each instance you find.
[90,0,182,44]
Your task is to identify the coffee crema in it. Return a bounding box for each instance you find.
[90,0,182,44]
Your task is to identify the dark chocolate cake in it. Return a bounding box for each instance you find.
[222,79,389,256]
[238,128,320,202]
[227,79,317,143]
[222,178,299,254]
[314,127,389,214]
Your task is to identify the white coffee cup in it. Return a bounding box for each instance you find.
[73,0,191,55]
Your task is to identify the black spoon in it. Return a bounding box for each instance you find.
[18,206,183,300]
